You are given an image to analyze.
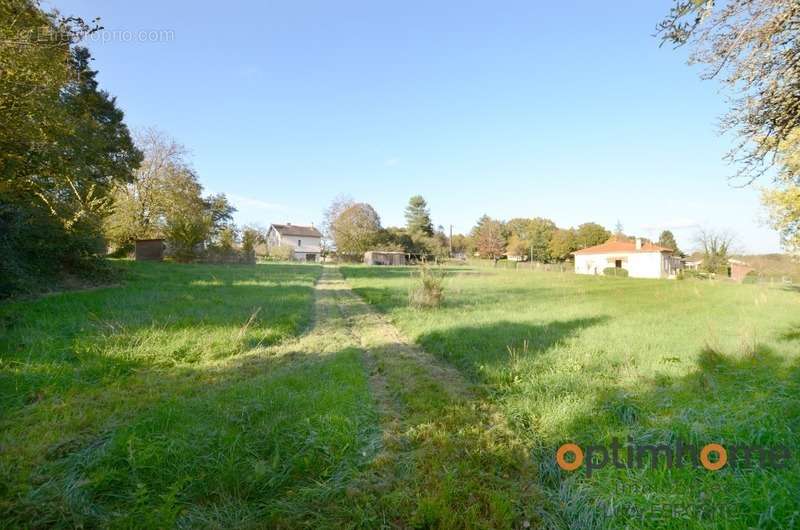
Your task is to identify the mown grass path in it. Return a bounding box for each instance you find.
[313,266,546,528]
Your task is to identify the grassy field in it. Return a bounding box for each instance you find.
[342,265,800,528]
[3,260,799,528]
[0,262,383,527]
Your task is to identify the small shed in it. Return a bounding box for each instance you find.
[135,239,166,261]
[364,250,406,266]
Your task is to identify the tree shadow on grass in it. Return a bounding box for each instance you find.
[416,317,610,379]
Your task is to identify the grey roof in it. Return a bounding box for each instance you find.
[270,224,322,237]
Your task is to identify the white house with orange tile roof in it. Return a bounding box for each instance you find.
[572,237,683,279]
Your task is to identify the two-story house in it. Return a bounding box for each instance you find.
[266,223,323,261]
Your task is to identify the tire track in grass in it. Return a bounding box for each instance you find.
[318,266,548,529]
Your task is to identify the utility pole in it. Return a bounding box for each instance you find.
[449,225,453,257]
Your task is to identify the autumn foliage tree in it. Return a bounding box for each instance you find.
[471,215,506,260]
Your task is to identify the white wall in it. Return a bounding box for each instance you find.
[575,252,669,279]
[268,228,321,254]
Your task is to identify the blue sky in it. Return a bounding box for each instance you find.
[51,0,781,253]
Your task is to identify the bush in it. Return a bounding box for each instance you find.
[409,265,445,308]
[603,267,629,277]
[0,198,112,298]
[267,244,295,261]
[742,271,759,284]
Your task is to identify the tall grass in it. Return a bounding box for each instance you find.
[0,261,379,527]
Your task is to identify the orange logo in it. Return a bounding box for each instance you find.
[556,443,584,471]
[699,443,728,471]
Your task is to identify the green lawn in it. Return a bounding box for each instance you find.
[341,265,800,528]
[0,262,378,527]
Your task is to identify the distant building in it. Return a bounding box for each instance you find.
[135,239,165,261]
[728,258,754,282]
[684,258,704,271]
[364,250,407,266]
[573,237,682,279]
[267,223,322,261]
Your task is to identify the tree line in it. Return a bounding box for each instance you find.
[323,196,683,263]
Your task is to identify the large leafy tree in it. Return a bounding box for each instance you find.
[331,202,382,259]
[549,228,578,262]
[104,130,234,257]
[1,1,140,294]
[575,222,611,249]
[505,217,557,261]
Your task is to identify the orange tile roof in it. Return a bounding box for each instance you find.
[572,239,673,255]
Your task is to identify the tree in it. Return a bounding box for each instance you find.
[471,215,506,260]
[161,168,212,261]
[549,228,578,262]
[575,222,611,249]
[104,129,188,248]
[104,130,235,257]
[504,218,530,259]
[528,218,557,262]
[762,130,800,253]
[405,195,434,237]
[241,226,262,254]
[658,1,799,184]
[658,230,681,255]
[331,202,382,259]
[506,234,529,258]
[205,193,236,245]
[0,2,140,295]
[695,228,735,274]
[376,226,414,252]
[450,233,472,255]
[322,195,354,251]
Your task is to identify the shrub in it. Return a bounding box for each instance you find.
[267,244,295,261]
[742,270,759,284]
[409,265,445,308]
[603,267,629,277]
[0,199,113,298]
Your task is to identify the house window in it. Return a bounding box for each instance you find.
[615,259,622,269]
[298,239,301,247]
